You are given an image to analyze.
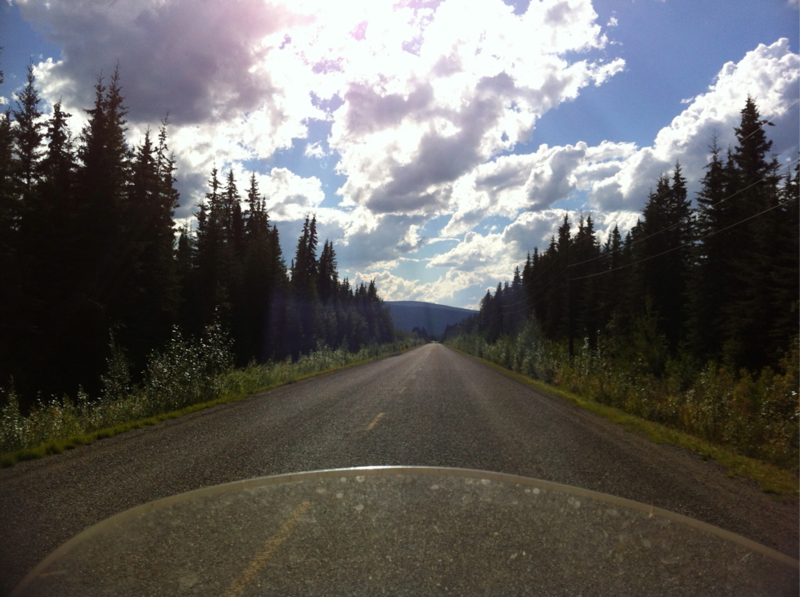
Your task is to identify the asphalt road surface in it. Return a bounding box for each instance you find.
[1,344,797,594]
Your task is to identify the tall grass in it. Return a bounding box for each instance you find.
[448,321,799,471]
[0,329,421,458]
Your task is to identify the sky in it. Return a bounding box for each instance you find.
[1,0,798,309]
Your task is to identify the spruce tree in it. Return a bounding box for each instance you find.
[121,121,179,369]
[571,215,601,349]
[688,139,730,361]
[195,166,229,327]
[12,63,45,195]
[53,67,132,396]
[0,57,20,393]
[638,164,692,351]
[723,97,782,368]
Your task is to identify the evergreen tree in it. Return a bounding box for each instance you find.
[11,63,45,195]
[53,67,132,396]
[195,166,229,327]
[571,215,601,348]
[723,97,782,368]
[768,162,800,354]
[317,240,339,305]
[120,121,180,369]
[0,56,20,392]
[688,138,731,360]
[598,224,627,335]
[638,163,692,350]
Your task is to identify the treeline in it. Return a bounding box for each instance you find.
[448,97,798,375]
[0,64,392,411]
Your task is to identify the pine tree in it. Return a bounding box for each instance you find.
[195,166,229,327]
[571,215,601,348]
[0,55,20,392]
[11,63,44,193]
[54,66,132,397]
[120,121,179,369]
[688,138,730,360]
[722,97,783,368]
[638,164,692,350]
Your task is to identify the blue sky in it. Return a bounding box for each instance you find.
[1,0,798,308]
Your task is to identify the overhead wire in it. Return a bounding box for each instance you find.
[495,192,797,317]
[569,195,798,282]
[486,104,800,317]
[567,155,800,271]
[494,156,799,314]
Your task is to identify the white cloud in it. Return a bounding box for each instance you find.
[428,230,517,277]
[304,141,328,158]
[590,38,799,212]
[14,0,798,310]
[329,0,624,219]
[255,167,326,221]
[21,0,628,280]
[440,140,637,235]
[353,268,485,307]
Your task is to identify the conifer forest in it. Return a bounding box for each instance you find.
[445,98,799,467]
[0,65,394,414]
[0,60,797,469]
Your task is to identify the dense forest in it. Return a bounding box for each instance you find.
[0,64,393,412]
[449,97,798,374]
[445,98,799,467]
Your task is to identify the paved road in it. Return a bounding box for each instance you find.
[1,344,797,594]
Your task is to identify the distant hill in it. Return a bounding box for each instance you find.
[386,301,477,336]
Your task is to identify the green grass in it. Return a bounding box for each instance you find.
[0,341,420,469]
[451,346,799,499]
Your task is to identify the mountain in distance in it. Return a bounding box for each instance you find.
[386,301,477,336]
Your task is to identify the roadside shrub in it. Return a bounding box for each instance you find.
[447,330,799,470]
[0,334,421,458]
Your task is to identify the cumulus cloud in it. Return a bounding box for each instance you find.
[336,212,430,268]
[19,0,318,125]
[329,0,624,218]
[441,140,637,235]
[21,0,627,266]
[590,38,799,212]
[14,0,798,310]
[435,38,798,240]
[352,268,485,307]
[428,229,518,279]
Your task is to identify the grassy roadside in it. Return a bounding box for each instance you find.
[0,343,420,469]
[450,346,799,499]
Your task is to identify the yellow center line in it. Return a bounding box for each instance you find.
[222,500,312,597]
[366,412,385,431]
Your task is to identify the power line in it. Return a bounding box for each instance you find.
[567,155,800,271]
[487,106,800,316]
[568,195,797,282]
[737,97,800,144]
[498,190,798,313]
